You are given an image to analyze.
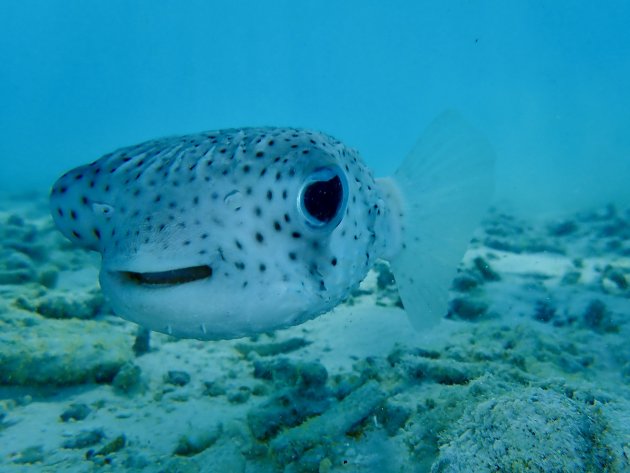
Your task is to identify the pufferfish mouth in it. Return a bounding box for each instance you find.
[118,265,213,286]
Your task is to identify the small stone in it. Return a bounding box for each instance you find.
[375,262,396,290]
[377,401,411,436]
[583,299,616,332]
[95,434,126,456]
[561,271,581,285]
[227,386,251,404]
[449,297,487,320]
[60,403,91,422]
[473,256,501,281]
[38,267,59,288]
[602,266,628,291]
[35,291,101,320]
[534,299,556,323]
[548,220,578,236]
[132,327,151,356]
[7,214,24,226]
[173,426,221,456]
[12,445,44,464]
[235,337,310,357]
[112,362,142,394]
[203,380,227,397]
[165,370,191,386]
[451,272,480,292]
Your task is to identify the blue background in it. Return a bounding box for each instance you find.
[1,1,629,214]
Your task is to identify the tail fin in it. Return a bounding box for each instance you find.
[385,111,495,330]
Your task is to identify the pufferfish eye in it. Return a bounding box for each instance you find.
[298,166,348,231]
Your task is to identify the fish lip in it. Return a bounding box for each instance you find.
[114,265,213,287]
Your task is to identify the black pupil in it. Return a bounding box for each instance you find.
[303,175,343,223]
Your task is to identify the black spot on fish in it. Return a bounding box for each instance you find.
[255,232,264,243]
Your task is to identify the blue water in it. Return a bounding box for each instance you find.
[1,1,629,213]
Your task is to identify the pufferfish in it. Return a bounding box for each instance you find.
[50,112,494,340]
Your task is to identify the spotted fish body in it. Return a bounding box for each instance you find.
[51,113,495,340]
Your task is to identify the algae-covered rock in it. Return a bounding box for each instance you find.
[35,289,103,319]
[269,380,386,464]
[432,387,605,473]
[0,311,134,386]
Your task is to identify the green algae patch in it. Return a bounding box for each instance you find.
[0,310,134,386]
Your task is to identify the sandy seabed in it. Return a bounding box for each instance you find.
[0,192,629,472]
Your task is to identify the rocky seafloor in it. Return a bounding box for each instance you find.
[0,192,629,473]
